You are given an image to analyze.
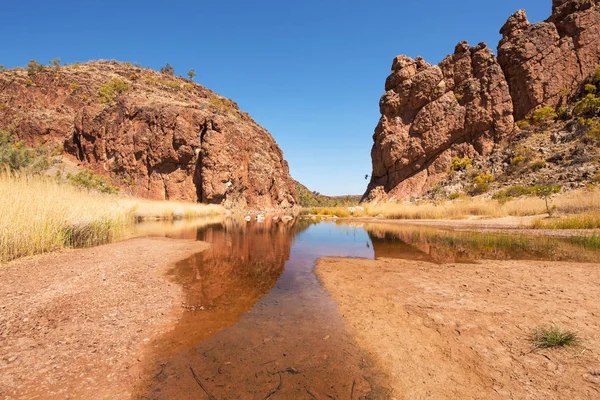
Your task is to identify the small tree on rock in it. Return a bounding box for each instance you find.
[160,63,175,75]
[187,68,196,81]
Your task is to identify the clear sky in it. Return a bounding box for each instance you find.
[1,0,550,195]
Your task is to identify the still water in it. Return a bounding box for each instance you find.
[136,218,599,399]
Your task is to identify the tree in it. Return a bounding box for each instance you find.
[534,184,561,216]
[27,59,44,76]
[49,58,61,67]
[187,68,196,81]
[160,63,174,75]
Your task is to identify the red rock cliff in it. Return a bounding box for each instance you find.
[0,61,297,210]
[364,0,600,202]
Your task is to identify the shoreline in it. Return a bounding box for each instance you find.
[0,237,209,399]
[316,256,600,399]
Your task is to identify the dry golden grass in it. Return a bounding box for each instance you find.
[302,188,600,221]
[0,174,225,263]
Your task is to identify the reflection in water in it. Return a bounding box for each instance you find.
[365,223,600,263]
[136,219,600,399]
[153,218,298,355]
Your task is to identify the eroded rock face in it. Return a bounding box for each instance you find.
[498,0,600,120]
[364,0,600,202]
[0,61,297,210]
[363,42,514,202]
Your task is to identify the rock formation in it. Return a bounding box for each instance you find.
[364,0,600,202]
[364,42,514,201]
[498,0,600,120]
[0,61,297,210]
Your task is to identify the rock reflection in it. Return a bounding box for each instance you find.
[156,217,298,355]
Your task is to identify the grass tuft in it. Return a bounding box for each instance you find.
[531,326,579,349]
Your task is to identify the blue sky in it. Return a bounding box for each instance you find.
[1,0,550,195]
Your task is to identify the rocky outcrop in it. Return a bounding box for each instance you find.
[0,61,297,210]
[364,0,600,202]
[363,42,514,202]
[498,0,600,120]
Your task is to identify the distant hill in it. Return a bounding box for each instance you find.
[295,181,360,207]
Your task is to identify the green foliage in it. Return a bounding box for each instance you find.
[454,92,463,102]
[533,184,561,216]
[209,95,234,114]
[469,173,494,195]
[187,68,196,81]
[98,79,128,104]
[26,59,44,76]
[0,130,53,173]
[573,93,600,117]
[594,65,600,85]
[68,83,79,92]
[531,106,557,124]
[531,326,578,349]
[493,185,533,202]
[556,106,570,121]
[585,83,597,94]
[516,120,530,130]
[585,123,600,142]
[49,58,61,67]
[295,183,360,207]
[160,63,175,75]
[68,170,119,194]
[450,156,472,171]
[510,147,533,167]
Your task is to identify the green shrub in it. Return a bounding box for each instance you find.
[557,106,570,120]
[0,65,6,72]
[510,147,533,166]
[585,83,597,94]
[450,156,472,171]
[160,63,175,75]
[0,130,53,173]
[573,94,600,116]
[586,123,600,142]
[187,68,196,81]
[68,170,119,194]
[531,106,557,124]
[516,120,530,130]
[531,326,578,349]
[454,92,463,102]
[26,59,44,76]
[98,79,128,104]
[49,58,61,67]
[469,173,494,195]
[594,65,600,85]
[493,185,533,201]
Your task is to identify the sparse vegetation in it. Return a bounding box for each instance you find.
[454,92,463,102]
[531,106,557,125]
[516,120,530,130]
[26,59,44,76]
[187,68,196,81]
[573,93,600,117]
[49,58,61,67]
[67,170,119,194]
[468,173,494,195]
[0,130,56,173]
[531,326,579,349]
[98,78,128,104]
[209,95,234,113]
[160,63,175,75]
[533,184,561,216]
[450,156,472,171]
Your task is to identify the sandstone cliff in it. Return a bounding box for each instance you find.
[364,0,600,202]
[0,61,297,210]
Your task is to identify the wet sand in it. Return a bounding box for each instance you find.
[316,257,600,399]
[0,237,209,399]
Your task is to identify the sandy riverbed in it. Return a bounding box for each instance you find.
[0,237,209,399]
[316,257,600,399]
